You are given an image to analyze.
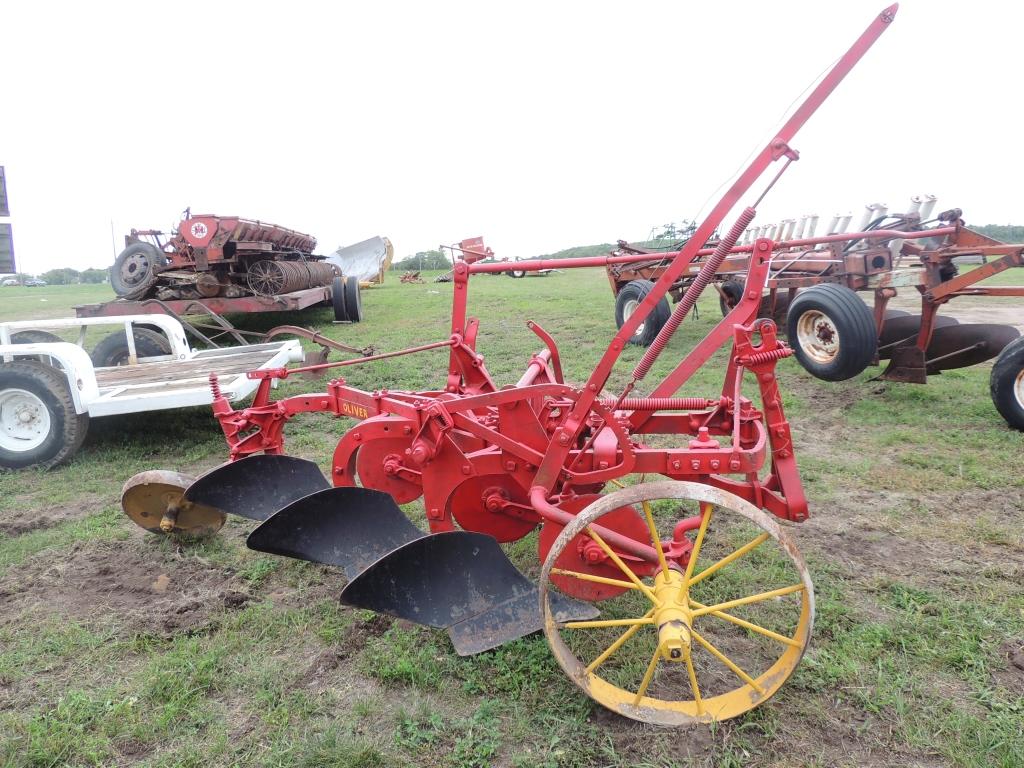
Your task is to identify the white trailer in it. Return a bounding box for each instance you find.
[0,315,303,469]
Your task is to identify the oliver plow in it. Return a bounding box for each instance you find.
[123,7,902,724]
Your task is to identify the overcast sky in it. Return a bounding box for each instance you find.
[2,0,1020,274]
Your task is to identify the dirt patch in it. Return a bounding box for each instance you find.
[298,613,393,689]
[0,539,247,637]
[0,494,105,537]
[992,641,1024,696]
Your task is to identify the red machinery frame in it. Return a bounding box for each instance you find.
[204,6,902,566]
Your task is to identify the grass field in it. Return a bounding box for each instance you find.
[0,273,1022,768]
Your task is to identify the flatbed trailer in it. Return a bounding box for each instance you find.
[74,286,332,318]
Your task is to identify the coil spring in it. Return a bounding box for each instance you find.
[740,346,793,367]
[632,206,757,381]
[209,373,222,400]
[599,397,715,411]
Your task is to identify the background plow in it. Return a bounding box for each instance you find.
[123,7,900,724]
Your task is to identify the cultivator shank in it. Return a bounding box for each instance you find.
[126,6,903,724]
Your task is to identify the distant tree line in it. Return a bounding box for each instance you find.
[4,268,108,285]
[970,224,1024,242]
[392,250,451,271]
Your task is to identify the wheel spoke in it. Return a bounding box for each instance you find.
[551,568,640,591]
[683,502,713,584]
[688,532,770,588]
[689,599,802,648]
[690,583,805,618]
[562,616,655,630]
[641,500,670,577]
[585,527,659,604]
[633,645,662,705]
[585,608,655,673]
[684,653,705,715]
[691,627,766,695]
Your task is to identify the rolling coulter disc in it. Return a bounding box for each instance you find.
[121,469,226,536]
[537,494,650,601]
[540,481,813,725]
[354,436,422,504]
[184,454,330,522]
[448,473,537,543]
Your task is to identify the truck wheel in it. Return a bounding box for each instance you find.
[991,336,1024,430]
[615,279,670,347]
[90,328,172,367]
[0,362,89,470]
[507,269,527,278]
[786,284,877,381]
[110,242,167,299]
[343,276,363,322]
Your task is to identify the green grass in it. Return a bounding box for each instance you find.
[0,275,1022,767]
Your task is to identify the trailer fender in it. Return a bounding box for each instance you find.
[0,342,98,415]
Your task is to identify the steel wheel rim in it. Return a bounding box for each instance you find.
[540,480,813,726]
[796,309,840,364]
[121,253,151,286]
[0,388,51,452]
[623,299,645,336]
[1015,368,1024,411]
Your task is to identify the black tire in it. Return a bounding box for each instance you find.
[786,284,877,381]
[507,268,527,279]
[0,361,89,470]
[615,280,671,347]
[332,276,349,321]
[90,328,172,367]
[719,279,745,316]
[10,330,63,344]
[991,336,1024,430]
[110,242,167,299]
[343,276,363,322]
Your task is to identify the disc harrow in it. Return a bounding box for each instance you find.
[124,7,901,724]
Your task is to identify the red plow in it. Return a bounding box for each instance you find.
[123,7,900,724]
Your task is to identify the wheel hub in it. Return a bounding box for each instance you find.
[796,310,840,363]
[623,299,646,336]
[0,388,50,452]
[653,569,692,661]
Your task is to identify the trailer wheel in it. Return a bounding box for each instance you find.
[786,284,876,381]
[110,242,167,300]
[0,362,89,470]
[343,276,363,322]
[991,336,1024,430]
[615,280,670,347]
[90,328,172,367]
[332,276,349,321]
[10,330,63,344]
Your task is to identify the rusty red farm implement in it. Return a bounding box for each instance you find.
[604,204,1023,426]
[124,8,903,724]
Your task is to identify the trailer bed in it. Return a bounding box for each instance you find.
[74,286,331,318]
[87,341,302,417]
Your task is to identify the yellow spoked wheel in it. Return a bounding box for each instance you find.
[540,480,813,726]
